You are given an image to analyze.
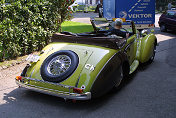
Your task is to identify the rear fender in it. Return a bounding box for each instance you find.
[77,50,129,98]
[90,52,122,98]
[76,48,118,96]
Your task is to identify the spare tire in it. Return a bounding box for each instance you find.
[40,50,79,83]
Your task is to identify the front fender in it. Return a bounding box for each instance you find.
[139,33,157,63]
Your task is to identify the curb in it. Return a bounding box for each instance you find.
[0,60,27,70]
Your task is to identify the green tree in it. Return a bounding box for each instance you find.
[156,0,176,10]
[0,0,74,61]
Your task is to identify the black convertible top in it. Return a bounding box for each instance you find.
[51,33,126,49]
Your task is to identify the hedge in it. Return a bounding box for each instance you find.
[0,0,74,61]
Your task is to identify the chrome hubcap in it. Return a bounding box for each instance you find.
[151,46,156,60]
[47,55,71,75]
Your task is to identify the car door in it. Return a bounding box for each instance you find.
[166,11,176,31]
[172,13,176,31]
[124,35,137,65]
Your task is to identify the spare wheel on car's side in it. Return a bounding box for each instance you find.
[40,50,79,83]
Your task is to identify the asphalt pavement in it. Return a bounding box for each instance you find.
[0,12,176,118]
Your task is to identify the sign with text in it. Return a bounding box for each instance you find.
[115,0,155,24]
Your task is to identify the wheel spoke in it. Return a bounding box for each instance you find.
[47,55,71,76]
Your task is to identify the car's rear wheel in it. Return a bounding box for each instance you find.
[114,66,124,88]
[160,24,167,32]
[112,62,130,91]
[40,50,79,83]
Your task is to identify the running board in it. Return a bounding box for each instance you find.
[129,60,139,74]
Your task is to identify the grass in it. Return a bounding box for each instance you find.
[0,52,40,68]
[61,21,93,33]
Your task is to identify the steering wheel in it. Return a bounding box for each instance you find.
[121,28,133,37]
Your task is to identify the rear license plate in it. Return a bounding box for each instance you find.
[26,55,40,62]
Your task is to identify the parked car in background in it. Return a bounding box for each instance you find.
[158,10,176,32]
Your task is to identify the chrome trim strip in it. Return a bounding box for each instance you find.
[124,38,135,52]
[16,80,91,100]
[26,77,75,88]
[30,66,36,78]
[75,50,93,87]
[75,76,81,87]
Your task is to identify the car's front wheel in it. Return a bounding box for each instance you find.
[40,50,79,83]
[147,43,156,64]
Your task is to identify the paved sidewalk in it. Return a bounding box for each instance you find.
[71,12,98,24]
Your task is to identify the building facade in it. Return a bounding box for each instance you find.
[87,0,103,5]
[87,0,98,5]
[76,0,103,5]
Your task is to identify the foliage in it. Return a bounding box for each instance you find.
[0,0,74,61]
[61,21,93,33]
[156,0,176,10]
[76,5,96,12]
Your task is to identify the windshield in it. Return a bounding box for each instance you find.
[92,18,133,32]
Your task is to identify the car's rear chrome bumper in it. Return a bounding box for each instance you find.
[15,77,91,100]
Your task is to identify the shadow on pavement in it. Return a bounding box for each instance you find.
[0,74,138,118]
[0,88,111,117]
[154,27,176,35]
[0,83,128,117]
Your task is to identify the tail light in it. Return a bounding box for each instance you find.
[148,24,154,27]
[16,76,22,81]
[73,88,83,94]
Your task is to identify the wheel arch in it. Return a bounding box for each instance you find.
[122,60,130,78]
[159,22,165,27]
[118,51,130,77]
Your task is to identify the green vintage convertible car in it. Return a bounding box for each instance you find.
[15,18,157,100]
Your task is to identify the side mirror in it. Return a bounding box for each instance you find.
[141,29,154,37]
[141,29,148,36]
[151,29,154,33]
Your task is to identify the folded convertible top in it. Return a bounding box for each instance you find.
[51,33,125,49]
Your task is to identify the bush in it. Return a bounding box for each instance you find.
[77,5,96,12]
[77,5,85,11]
[0,0,74,61]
